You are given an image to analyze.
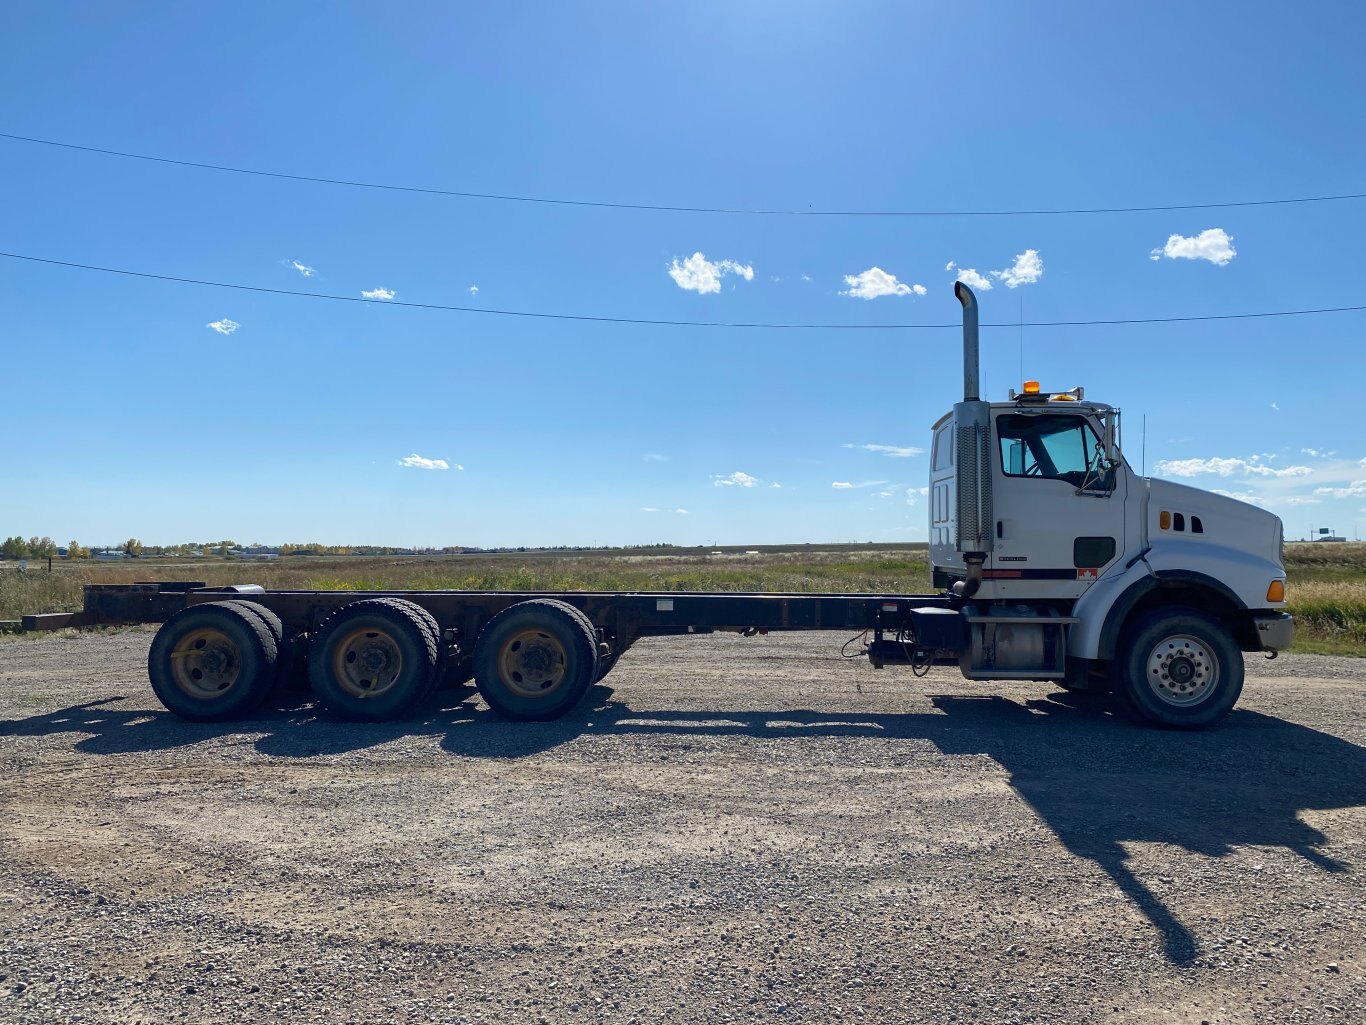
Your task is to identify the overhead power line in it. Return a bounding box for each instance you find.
[4,131,1366,218]
[5,250,1366,329]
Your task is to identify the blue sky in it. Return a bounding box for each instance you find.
[2,1,1364,548]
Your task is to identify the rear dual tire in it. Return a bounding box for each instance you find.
[473,599,599,721]
[148,602,281,722]
[307,598,439,722]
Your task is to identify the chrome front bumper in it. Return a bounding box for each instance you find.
[1253,612,1294,651]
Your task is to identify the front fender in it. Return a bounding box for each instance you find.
[1069,559,1154,660]
[1069,540,1280,660]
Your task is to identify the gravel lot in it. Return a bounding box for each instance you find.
[1,628,1363,1024]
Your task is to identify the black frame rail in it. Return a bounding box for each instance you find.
[25,582,958,649]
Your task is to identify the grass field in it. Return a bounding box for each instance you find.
[2,541,1363,655]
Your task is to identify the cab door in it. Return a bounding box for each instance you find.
[986,409,1126,601]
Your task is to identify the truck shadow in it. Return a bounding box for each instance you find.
[0,691,482,759]
[442,689,1364,967]
[3,688,1361,966]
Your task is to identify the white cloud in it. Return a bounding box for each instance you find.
[674,508,689,514]
[668,252,754,294]
[955,267,993,291]
[992,249,1044,288]
[289,260,316,278]
[398,454,458,471]
[468,285,479,296]
[769,482,782,489]
[1150,228,1236,266]
[1155,457,1312,479]
[1212,489,1267,506]
[832,480,889,490]
[844,443,924,458]
[840,267,923,300]
[800,274,812,282]
[206,318,239,335]
[640,507,659,513]
[1271,402,1280,412]
[642,453,668,463]
[1284,497,1322,506]
[1301,448,1336,458]
[712,471,759,488]
[362,287,396,300]
[906,486,929,506]
[945,261,956,271]
[1313,480,1366,498]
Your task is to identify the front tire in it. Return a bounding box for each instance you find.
[1114,606,1244,728]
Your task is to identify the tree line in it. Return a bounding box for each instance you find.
[3,536,687,560]
[2,536,197,560]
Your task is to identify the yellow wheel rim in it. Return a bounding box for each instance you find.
[169,627,242,699]
[498,628,568,698]
[331,626,404,699]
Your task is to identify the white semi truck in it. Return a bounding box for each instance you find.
[24,283,1292,729]
[921,283,1292,726]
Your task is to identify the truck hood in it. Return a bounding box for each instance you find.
[1148,477,1285,571]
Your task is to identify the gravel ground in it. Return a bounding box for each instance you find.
[1,629,1363,1024]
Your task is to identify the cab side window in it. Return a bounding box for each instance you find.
[932,425,954,471]
[997,414,1105,489]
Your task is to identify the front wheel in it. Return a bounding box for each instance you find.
[1113,606,1244,728]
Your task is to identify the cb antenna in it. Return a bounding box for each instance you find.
[1018,296,1023,387]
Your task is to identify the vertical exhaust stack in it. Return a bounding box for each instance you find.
[956,280,980,402]
[952,282,992,596]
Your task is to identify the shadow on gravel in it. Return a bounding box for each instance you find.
[442,688,1364,967]
[925,693,1363,966]
[0,690,481,759]
[4,686,1362,966]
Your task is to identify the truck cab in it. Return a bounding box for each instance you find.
[926,283,1292,727]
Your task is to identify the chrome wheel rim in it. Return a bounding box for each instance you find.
[1145,634,1218,706]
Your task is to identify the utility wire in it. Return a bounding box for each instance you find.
[4,131,1366,218]
[5,250,1366,330]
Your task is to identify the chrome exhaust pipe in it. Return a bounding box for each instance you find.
[955,280,979,402]
[952,281,993,582]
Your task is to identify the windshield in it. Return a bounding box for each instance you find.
[998,412,1114,490]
